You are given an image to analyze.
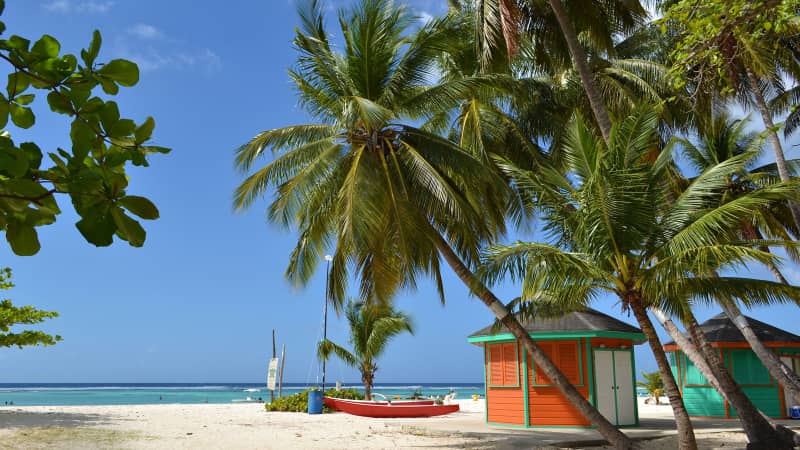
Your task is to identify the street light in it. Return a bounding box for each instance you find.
[322,254,332,391]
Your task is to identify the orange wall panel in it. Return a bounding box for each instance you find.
[485,343,525,425]
[528,339,591,426]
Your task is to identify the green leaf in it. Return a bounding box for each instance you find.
[31,35,60,58]
[19,142,43,170]
[6,221,40,256]
[0,99,9,129]
[119,196,159,220]
[5,35,30,51]
[75,214,116,247]
[134,117,155,143]
[83,30,101,66]
[70,119,96,158]
[47,91,72,114]
[99,101,119,130]
[98,59,139,87]
[9,104,34,128]
[6,73,29,97]
[108,119,135,138]
[111,207,145,246]
[99,78,118,95]
[14,94,34,106]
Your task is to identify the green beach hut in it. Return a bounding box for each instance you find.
[468,308,646,428]
[663,313,800,419]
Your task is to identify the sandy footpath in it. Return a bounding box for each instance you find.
[0,399,762,449]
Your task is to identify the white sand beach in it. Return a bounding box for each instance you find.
[0,398,790,449]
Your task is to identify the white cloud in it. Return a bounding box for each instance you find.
[42,1,114,14]
[128,24,163,40]
[77,1,114,13]
[115,45,222,73]
[43,0,70,12]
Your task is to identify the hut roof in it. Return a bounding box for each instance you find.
[664,313,800,345]
[469,308,642,338]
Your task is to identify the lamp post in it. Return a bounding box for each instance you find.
[322,254,332,391]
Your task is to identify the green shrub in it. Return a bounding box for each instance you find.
[264,388,365,412]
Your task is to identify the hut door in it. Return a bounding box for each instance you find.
[593,349,635,426]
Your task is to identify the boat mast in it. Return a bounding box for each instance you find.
[322,254,332,391]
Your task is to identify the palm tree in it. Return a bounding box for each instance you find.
[475,0,650,143]
[317,301,413,399]
[677,113,800,408]
[484,108,800,450]
[636,371,664,405]
[661,0,800,228]
[233,1,633,447]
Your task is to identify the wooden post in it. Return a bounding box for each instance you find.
[271,329,276,403]
[278,344,286,398]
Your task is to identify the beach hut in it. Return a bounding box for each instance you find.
[468,308,646,428]
[663,313,800,419]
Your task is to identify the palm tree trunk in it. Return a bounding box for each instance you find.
[434,237,633,449]
[745,68,800,228]
[652,308,798,449]
[629,301,696,450]
[545,0,612,143]
[719,300,800,406]
[363,372,372,400]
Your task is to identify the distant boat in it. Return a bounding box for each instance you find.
[323,397,458,418]
[243,388,260,393]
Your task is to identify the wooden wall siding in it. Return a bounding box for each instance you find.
[733,386,783,418]
[669,348,786,418]
[682,385,726,417]
[528,339,591,426]
[485,343,525,425]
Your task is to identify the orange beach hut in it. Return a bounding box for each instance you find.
[468,308,646,428]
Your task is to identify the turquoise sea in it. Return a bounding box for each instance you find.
[0,383,485,406]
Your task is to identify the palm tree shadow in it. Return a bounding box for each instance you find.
[0,410,112,428]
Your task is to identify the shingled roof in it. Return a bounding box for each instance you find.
[664,313,800,346]
[469,308,642,338]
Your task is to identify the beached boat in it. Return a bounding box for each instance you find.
[323,397,458,418]
[323,396,434,411]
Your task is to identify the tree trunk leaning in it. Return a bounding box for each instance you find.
[719,301,800,406]
[630,302,697,450]
[546,0,613,143]
[745,68,800,228]
[434,237,634,449]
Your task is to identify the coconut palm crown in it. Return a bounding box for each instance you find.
[317,300,413,399]
[234,0,509,308]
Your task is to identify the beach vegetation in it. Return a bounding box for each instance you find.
[637,371,664,405]
[265,388,364,412]
[0,0,168,256]
[317,300,413,399]
[0,267,60,348]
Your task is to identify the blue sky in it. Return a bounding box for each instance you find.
[2,0,799,385]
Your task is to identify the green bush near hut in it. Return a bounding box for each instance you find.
[264,388,364,412]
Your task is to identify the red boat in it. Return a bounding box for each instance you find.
[323,397,459,418]
[323,397,434,411]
